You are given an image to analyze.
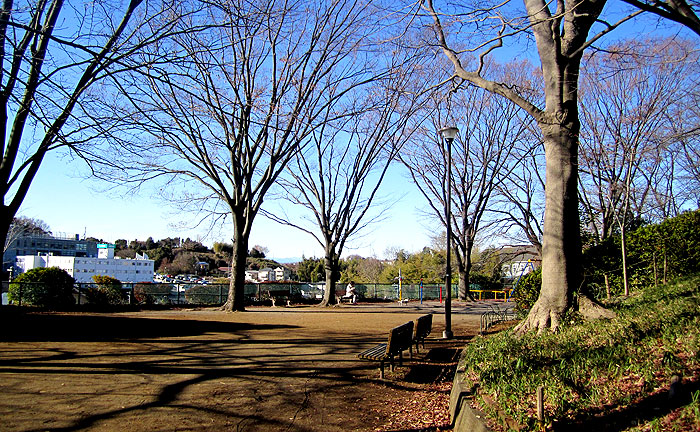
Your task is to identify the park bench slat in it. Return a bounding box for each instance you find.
[357,343,388,360]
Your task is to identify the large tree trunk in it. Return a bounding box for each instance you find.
[222,215,248,312]
[456,255,476,301]
[319,246,338,306]
[515,122,582,333]
[457,263,468,301]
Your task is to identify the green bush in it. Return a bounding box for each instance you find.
[133,283,172,304]
[628,209,700,286]
[8,267,75,307]
[85,275,124,305]
[512,268,541,316]
[581,236,623,299]
[469,273,502,291]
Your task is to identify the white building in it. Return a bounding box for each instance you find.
[500,245,541,279]
[257,268,275,282]
[274,266,292,281]
[244,269,259,282]
[16,243,154,283]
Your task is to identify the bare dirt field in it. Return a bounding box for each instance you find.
[0,301,510,431]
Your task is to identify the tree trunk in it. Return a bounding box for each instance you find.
[222,216,248,312]
[319,246,338,306]
[457,264,468,301]
[515,122,582,333]
[0,206,12,258]
[457,257,476,301]
[620,225,629,296]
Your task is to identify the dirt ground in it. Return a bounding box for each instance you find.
[0,300,511,431]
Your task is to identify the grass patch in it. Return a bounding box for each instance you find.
[461,275,700,431]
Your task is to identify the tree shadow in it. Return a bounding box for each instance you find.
[0,311,296,341]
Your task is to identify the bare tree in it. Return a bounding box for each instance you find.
[620,0,700,36]
[421,0,642,332]
[578,38,700,294]
[96,0,381,311]
[401,77,536,302]
[491,141,546,256]
[3,216,51,267]
[0,0,181,256]
[264,68,423,306]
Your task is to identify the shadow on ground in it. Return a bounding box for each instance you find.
[0,310,297,341]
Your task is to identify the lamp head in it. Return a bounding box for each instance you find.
[439,126,459,140]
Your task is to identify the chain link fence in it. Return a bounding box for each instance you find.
[1,281,466,306]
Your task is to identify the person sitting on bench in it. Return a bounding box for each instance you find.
[342,281,357,304]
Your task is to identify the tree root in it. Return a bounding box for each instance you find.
[514,300,564,335]
[515,293,616,335]
[577,293,616,320]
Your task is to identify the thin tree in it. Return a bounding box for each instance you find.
[264,70,423,306]
[401,79,535,301]
[578,38,700,294]
[491,141,546,256]
[95,0,381,311]
[0,0,181,257]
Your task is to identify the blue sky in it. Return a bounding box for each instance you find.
[14,5,696,263]
[17,151,436,261]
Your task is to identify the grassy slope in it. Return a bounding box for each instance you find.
[461,275,700,431]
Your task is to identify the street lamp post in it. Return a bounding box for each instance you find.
[439,126,458,339]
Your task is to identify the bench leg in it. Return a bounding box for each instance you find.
[379,360,385,379]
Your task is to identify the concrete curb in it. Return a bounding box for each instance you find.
[449,350,492,432]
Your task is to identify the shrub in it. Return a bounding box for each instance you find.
[8,267,75,307]
[469,273,502,291]
[628,209,700,286]
[581,236,623,300]
[85,275,124,305]
[133,283,171,304]
[512,268,541,316]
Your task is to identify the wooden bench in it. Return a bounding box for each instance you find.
[266,289,291,307]
[357,321,414,379]
[413,314,433,354]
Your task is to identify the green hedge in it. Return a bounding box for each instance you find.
[8,267,75,307]
[627,209,700,286]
